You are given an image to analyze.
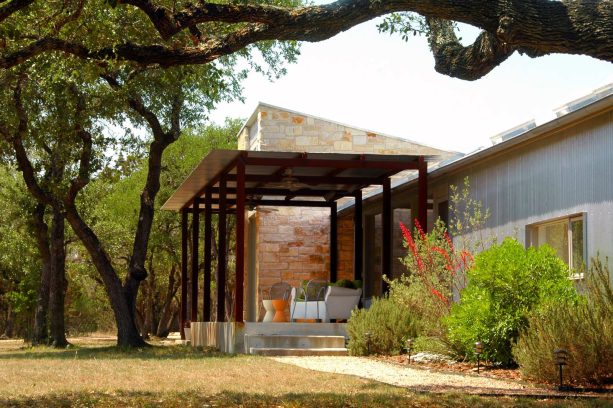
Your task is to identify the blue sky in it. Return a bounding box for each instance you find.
[210,17,613,153]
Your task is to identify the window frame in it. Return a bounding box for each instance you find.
[526,212,587,279]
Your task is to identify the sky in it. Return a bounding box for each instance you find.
[209,17,613,154]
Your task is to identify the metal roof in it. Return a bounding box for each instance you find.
[161,150,436,211]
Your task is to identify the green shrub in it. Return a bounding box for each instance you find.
[447,238,577,365]
[513,256,613,385]
[412,336,454,356]
[334,279,356,289]
[347,297,417,356]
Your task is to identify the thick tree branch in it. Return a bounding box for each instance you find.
[0,0,33,24]
[65,84,92,204]
[6,79,53,206]
[1,0,611,79]
[426,18,513,81]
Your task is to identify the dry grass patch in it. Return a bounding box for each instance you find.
[0,338,610,407]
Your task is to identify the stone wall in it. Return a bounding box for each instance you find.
[246,104,448,318]
[251,105,447,155]
[256,206,330,289]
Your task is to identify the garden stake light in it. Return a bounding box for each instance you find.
[365,332,372,355]
[406,338,414,364]
[474,341,483,374]
[553,348,569,390]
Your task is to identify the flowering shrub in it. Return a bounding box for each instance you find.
[388,219,473,337]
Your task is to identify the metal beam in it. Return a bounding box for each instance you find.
[330,202,338,283]
[191,197,200,322]
[234,158,245,323]
[354,191,363,282]
[180,209,188,339]
[203,187,212,321]
[217,177,227,322]
[225,174,384,186]
[245,156,420,170]
[418,156,428,231]
[382,178,392,294]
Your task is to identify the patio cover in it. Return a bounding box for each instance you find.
[162,149,433,331]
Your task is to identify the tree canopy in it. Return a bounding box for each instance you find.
[0,0,611,81]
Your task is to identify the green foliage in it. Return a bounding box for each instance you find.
[447,238,578,365]
[389,219,472,339]
[333,279,358,289]
[449,177,493,253]
[347,297,417,356]
[513,256,613,385]
[412,336,454,356]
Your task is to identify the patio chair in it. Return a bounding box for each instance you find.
[290,279,328,321]
[322,286,362,322]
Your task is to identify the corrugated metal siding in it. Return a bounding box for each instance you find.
[446,110,613,275]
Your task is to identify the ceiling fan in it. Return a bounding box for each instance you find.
[268,168,310,192]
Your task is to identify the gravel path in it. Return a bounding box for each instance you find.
[271,356,561,396]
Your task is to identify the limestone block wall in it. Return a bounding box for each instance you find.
[256,207,330,290]
[250,105,446,155]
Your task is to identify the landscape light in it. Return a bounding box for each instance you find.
[406,338,414,364]
[553,348,569,390]
[474,341,483,374]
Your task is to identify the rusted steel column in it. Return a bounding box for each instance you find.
[180,209,188,339]
[234,158,246,323]
[203,187,212,321]
[418,156,428,231]
[353,191,363,282]
[191,197,200,322]
[330,202,338,283]
[217,177,227,322]
[382,178,392,294]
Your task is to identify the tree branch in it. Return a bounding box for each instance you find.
[65,84,92,204]
[426,18,514,81]
[6,77,53,206]
[2,1,610,80]
[0,0,33,24]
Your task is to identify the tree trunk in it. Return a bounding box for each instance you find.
[3,303,14,338]
[63,203,146,347]
[31,203,51,345]
[48,206,69,347]
[156,264,178,337]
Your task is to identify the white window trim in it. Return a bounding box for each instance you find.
[526,212,587,279]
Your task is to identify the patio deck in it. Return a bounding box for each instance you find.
[189,322,348,355]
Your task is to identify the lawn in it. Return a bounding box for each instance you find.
[0,338,609,407]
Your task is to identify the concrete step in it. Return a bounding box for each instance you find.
[245,334,346,350]
[249,347,348,356]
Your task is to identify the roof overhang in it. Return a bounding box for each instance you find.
[161,150,437,211]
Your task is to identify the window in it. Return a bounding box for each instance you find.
[528,214,586,274]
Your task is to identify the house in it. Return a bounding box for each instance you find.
[162,84,612,353]
[338,83,613,293]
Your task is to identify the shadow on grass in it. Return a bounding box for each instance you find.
[1,390,610,408]
[0,344,241,360]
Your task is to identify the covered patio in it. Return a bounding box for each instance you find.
[162,149,431,348]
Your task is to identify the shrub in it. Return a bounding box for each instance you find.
[389,219,473,338]
[513,256,613,385]
[412,336,455,356]
[347,297,417,356]
[447,238,577,365]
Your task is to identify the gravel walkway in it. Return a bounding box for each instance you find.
[271,356,565,396]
